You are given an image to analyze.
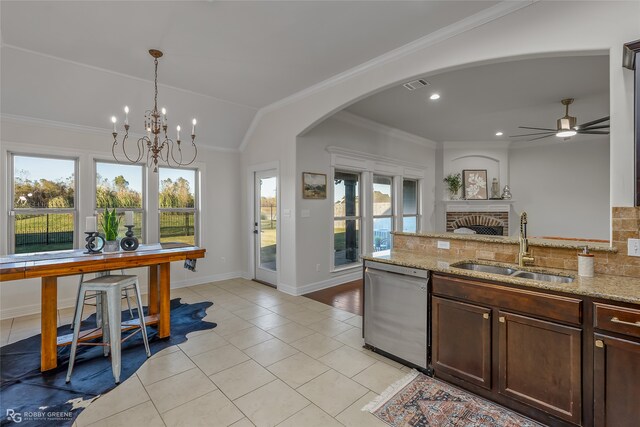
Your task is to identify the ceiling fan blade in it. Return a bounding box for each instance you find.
[518,126,557,131]
[527,134,554,142]
[509,132,556,137]
[576,124,610,131]
[576,130,610,135]
[576,116,610,128]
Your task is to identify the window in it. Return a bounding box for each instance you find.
[95,161,144,240]
[334,171,360,267]
[373,175,393,251]
[402,179,420,233]
[159,167,198,245]
[10,154,77,253]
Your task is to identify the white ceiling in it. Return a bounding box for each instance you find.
[1,2,505,150]
[346,55,610,144]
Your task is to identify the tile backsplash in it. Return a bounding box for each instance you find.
[394,207,640,278]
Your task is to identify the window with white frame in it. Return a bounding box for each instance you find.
[333,171,360,267]
[95,161,145,241]
[402,179,420,233]
[10,153,77,254]
[372,175,393,251]
[158,167,198,245]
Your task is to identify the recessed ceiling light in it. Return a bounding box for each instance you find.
[429,93,440,100]
[495,131,504,136]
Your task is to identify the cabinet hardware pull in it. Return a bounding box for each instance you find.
[499,316,505,323]
[483,313,489,319]
[595,340,604,348]
[611,317,640,328]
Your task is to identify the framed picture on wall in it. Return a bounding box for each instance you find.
[302,172,327,199]
[462,169,488,200]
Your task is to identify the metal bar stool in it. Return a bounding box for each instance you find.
[66,275,151,384]
[70,270,134,330]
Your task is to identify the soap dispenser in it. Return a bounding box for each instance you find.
[578,246,594,277]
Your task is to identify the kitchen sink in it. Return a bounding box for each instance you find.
[451,263,517,276]
[451,262,575,283]
[512,271,574,283]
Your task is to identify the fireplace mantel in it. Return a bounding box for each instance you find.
[443,199,515,213]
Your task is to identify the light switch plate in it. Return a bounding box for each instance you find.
[437,240,450,250]
[301,209,310,218]
[628,238,640,257]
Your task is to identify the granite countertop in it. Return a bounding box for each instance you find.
[392,232,617,253]
[363,249,640,305]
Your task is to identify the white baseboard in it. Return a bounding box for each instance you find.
[277,271,362,296]
[0,271,244,320]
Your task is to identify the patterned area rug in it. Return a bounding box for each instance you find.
[363,371,543,427]
[1,298,215,427]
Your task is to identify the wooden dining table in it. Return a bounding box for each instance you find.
[0,243,206,371]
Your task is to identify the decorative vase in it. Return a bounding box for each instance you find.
[449,189,461,200]
[501,185,512,200]
[103,239,120,253]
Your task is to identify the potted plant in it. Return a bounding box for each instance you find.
[101,208,121,252]
[443,173,462,200]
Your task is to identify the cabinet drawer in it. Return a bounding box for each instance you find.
[594,303,640,339]
[433,274,582,325]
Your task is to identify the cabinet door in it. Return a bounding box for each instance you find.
[594,334,640,427]
[498,311,582,424]
[432,296,492,389]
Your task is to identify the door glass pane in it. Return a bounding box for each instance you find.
[334,219,360,266]
[96,162,143,208]
[14,213,74,253]
[159,212,195,245]
[13,155,75,208]
[373,175,392,216]
[403,216,417,233]
[159,168,196,208]
[334,172,359,217]
[373,217,392,251]
[260,176,277,271]
[403,179,418,215]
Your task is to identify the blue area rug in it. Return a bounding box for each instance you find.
[1,298,215,426]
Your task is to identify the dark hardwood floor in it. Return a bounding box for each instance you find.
[304,279,363,316]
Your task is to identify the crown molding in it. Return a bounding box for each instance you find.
[0,43,258,112]
[332,110,437,149]
[1,114,239,153]
[239,0,536,153]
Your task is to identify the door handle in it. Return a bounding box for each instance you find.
[253,230,258,234]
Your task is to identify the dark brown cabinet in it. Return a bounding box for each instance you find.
[432,296,492,389]
[498,311,582,424]
[432,273,584,426]
[593,307,640,427]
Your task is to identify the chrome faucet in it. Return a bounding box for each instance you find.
[518,212,535,267]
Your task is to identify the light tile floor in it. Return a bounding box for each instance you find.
[1,278,411,427]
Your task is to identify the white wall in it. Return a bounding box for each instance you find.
[509,138,610,240]
[241,1,638,291]
[294,113,435,293]
[0,118,243,319]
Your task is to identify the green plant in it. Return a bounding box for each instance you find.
[101,208,120,241]
[443,173,462,194]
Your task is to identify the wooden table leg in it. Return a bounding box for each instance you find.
[158,263,171,338]
[41,276,58,371]
[148,265,159,315]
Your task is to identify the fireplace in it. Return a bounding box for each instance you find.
[446,203,510,236]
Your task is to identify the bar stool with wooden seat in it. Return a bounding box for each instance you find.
[66,275,151,384]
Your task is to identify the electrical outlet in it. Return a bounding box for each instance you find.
[628,238,640,257]
[221,257,226,263]
[437,240,450,250]
[316,264,321,272]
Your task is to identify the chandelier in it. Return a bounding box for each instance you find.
[110,49,197,172]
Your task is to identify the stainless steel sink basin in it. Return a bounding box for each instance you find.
[452,263,517,276]
[451,262,575,283]
[511,271,574,283]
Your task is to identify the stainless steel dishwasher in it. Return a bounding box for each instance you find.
[364,260,429,369]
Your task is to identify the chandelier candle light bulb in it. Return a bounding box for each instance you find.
[111,116,117,132]
[162,107,167,125]
[192,118,196,136]
[124,106,129,125]
[177,125,181,141]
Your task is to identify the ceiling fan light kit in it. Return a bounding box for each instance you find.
[509,97,609,142]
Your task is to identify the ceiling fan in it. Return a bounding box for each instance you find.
[509,98,610,141]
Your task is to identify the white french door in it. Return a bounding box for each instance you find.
[254,170,277,285]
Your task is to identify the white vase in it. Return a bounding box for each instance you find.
[449,190,460,200]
